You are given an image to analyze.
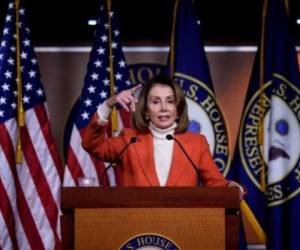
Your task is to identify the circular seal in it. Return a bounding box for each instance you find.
[119,234,180,250]
[239,74,300,206]
[174,72,230,176]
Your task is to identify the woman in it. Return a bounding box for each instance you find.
[82,76,244,197]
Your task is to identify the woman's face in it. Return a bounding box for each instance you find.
[146,83,178,129]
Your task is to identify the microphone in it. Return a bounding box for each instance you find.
[166,134,202,186]
[100,136,137,185]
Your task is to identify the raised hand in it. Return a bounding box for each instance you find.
[106,84,142,112]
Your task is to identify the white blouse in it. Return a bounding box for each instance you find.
[149,122,176,186]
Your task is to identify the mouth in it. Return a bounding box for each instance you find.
[158,115,170,121]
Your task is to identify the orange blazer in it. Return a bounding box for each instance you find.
[82,114,229,187]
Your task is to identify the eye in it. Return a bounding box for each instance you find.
[167,97,175,103]
[149,99,160,105]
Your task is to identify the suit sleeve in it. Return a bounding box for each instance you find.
[198,135,229,187]
[82,113,128,162]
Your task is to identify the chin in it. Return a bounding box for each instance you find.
[156,123,174,129]
[158,125,169,129]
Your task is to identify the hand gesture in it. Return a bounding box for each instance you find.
[106,84,142,112]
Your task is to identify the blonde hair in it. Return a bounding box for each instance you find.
[131,76,189,133]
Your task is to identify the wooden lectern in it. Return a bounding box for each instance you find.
[61,187,240,250]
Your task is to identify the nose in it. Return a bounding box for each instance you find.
[160,101,167,111]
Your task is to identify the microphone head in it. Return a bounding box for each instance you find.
[130,136,137,143]
[166,134,173,140]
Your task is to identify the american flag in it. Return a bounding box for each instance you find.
[63,0,131,187]
[0,1,63,249]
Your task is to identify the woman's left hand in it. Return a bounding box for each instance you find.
[228,181,247,200]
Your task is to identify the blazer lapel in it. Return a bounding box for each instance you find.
[134,133,160,186]
[166,134,191,186]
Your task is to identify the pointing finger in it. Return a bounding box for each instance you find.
[129,84,142,94]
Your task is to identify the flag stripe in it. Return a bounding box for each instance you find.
[19,124,60,246]
[1,122,44,250]
[0,123,30,250]
[65,147,84,186]
[15,155,55,250]
[0,213,12,250]
[62,167,76,187]
[0,178,17,250]
[0,211,13,250]
[68,125,99,185]
[34,104,64,179]
[0,125,17,250]
[74,127,101,182]
[26,108,61,209]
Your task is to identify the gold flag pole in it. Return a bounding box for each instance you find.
[107,0,118,132]
[169,0,180,80]
[15,0,25,163]
[284,0,289,13]
[241,200,266,242]
[258,0,268,192]
[239,0,267,244]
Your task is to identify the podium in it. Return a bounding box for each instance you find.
[61,187,240,250]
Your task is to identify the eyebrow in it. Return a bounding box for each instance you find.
[149,95,175,99]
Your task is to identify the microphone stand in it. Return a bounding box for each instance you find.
[100,137,137,185]
[166,134,202,186]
